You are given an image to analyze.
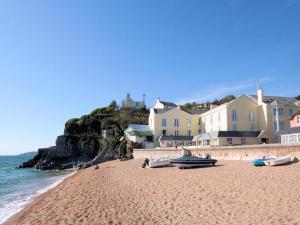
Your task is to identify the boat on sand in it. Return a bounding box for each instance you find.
[264,155,292,166]
[170,148,217,169]
[143,158,171,168]
[251,158,275,167]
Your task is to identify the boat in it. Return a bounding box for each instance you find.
[170,148,217,169]
[143,158,171,168]
[251,158,275,167]
[264,155,292,166]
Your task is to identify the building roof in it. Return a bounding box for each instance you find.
[287,127,300,134]
[153,108,173,114]
[159,101,177,107]
[124,124,153,137]
[289,110,300,120]
[181,108,208,115]
[193,131,261,141]
[153,107,207,115]
[249,95,298,106]
[158,135,193,142]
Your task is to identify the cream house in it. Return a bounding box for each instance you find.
[194,89,300,146]
[149,99,206,147]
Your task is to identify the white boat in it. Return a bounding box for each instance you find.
[146,158,171,168]
[264,155,292,166]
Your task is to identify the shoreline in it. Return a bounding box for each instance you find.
[4,159,300,225]
[1,171,76,225]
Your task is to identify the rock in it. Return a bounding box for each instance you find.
[94,165,99,170]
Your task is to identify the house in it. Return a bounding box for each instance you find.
[149,100,207,147]
[281,111,300,144]
[154,98,177,110]
[248,89,300,143]
[121,93,146,109]
[195,88,300,146]
[124,124,154,148]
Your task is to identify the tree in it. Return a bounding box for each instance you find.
[295,95,300,101]
[219,95,236,104]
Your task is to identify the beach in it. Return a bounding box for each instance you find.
[4,159,300,225]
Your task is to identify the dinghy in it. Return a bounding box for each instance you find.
[170,147,217,169]
[144,158,171,168]
[251,158,275,167]
[264,155,292,166]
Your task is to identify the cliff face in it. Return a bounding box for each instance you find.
[17,103,149,170]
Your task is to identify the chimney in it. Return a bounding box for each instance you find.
[257,88,264,105]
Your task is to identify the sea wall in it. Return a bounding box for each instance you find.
[133,144,300,160]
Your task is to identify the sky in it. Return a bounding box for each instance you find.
[0,0,300,155]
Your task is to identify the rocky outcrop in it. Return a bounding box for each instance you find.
[17,135,127,170]
[17,104,148,170]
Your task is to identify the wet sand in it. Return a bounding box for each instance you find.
[4,159,300,225]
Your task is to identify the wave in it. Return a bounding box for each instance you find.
[0,172,75,224]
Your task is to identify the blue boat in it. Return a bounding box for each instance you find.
[251,158,275,167]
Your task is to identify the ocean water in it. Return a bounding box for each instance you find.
[0,154,73,224]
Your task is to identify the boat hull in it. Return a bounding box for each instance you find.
[264,155,292,166]
[170,159,217,169]
[251,158,275,167]
[148,159,171,168]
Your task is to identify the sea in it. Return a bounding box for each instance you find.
[0,153,73,224]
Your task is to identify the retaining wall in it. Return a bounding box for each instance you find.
[133,144,300,161]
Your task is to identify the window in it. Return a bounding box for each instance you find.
[273,121,278,131]
[248,111,254,121]
[186,119,191,128]
[174,118,179,127]
[250,124,255,131]
[174,130,179,136]
[279,121,284,131]
[198,129,202,134]
[227,138,233,145]
[273,108,277,116]
[288,109,293,117]
[297,116,300,125]
[278,108,284,116]
[187,130,191,136]
[289,134,297,143]
[162,130,167,136]
[233,124,238,131]
[162,118,167,127]
[241,138,246,145]
[274,134,279,143]
[232,110,238,121]
[198,118,201,125]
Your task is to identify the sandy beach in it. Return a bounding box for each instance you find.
[4,159,300,225]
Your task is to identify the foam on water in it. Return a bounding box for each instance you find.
[0,155,74,224]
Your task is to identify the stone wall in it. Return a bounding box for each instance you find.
[133,144,300,161]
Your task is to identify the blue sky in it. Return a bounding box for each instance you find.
[0,0,299,155]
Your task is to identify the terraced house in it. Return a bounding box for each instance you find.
[194,88,300,146]
[148,98,207,147]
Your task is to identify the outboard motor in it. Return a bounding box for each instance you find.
[142,158,150,168]
[181,147,192,156]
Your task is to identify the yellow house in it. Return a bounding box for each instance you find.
[149,99,206,147]
[248,89,300,143]
[194,89,300,146]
